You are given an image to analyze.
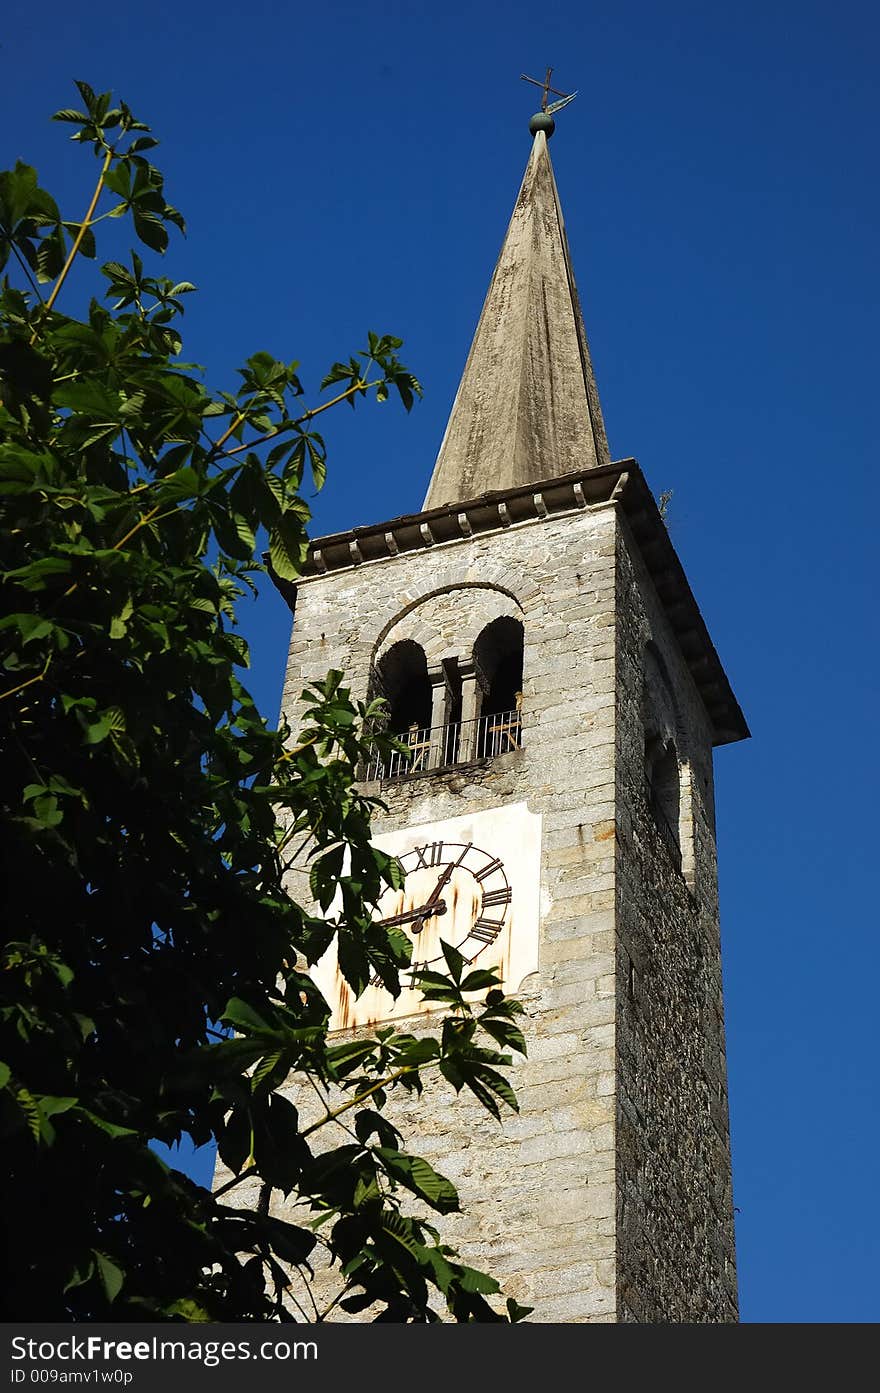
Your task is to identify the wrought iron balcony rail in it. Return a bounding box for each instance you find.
[362,708,523,783]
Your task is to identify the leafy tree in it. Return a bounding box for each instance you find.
[0,84,530,1322]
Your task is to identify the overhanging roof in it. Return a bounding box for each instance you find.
[270,459,749,748]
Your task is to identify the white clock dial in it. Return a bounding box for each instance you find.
[368,840,512,988]
[312,802,541,1030]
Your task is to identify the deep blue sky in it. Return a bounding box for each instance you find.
[4,0,878,1323]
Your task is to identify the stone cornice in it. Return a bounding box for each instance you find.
[269,459,749,748]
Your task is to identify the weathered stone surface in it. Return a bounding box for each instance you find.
[422,131,609,511]
[229,499,740,1323]
[614,517,738,1322]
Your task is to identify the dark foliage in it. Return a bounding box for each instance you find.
[0,85,530,1322]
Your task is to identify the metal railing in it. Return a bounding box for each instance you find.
[362,708,523,782]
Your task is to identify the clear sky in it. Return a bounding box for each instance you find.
[4,0,878,1323]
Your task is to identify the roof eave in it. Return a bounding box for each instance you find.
[268,459,749,748]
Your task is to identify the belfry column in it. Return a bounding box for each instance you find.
[458,659,487,761]
[427,664,452,769]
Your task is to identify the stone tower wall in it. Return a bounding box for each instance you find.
[614,517,738,1321]
[274,505,621,1321]
[251,500,737,1321]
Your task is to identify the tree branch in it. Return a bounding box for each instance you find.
[212,379,370,463]
[0,655,52,705]
[213,1165,257,1199]
[301,1065,418,1139]
[43,148,114,317]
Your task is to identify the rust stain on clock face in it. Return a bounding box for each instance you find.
[328,862,509,1030]
[317,802,550,1030]
[334,962,353,1032]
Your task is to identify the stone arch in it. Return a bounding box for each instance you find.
[473,615,524,719]
[371,639,431,734]
[472,615,525,756]
[372,583,525,671]
[366,583,531,768]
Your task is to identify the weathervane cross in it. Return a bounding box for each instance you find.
[520,67,577,116]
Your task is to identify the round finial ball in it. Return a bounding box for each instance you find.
[529,111,556,138]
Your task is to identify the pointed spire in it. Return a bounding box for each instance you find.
[422,127,610,511]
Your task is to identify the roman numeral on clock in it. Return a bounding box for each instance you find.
[471,921,502,944]
[409,959,429,986]
[412,841,443,869]
[474,857,503,882]
[481,886,512,908]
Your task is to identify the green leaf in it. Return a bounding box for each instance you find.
[74,80,98,111]
[440,939,466,984]
[375,1148,460,1214]
[63,223,96,259]
[325,1038,376,1072]
[52,109,90,125]
[478,1017,527,1055]
[0,162,38,225]
[506,1297,534,1322]
[103,169,131,203]
[268,512,308,582]
[33,794,63,828]
[218,1105,253,1174]
[353,1172,380,1207]
[103,706,126,733]
[0,1062,10,1089]
[79,1110,136,1139]
[133,211,168,253]
[261,1216,316,1266]
[460,968,503,993]
[38,1095,77,1118]
[101,257,134,282]
[251,1050,284,1089]
[379,1210,423,1259]
[354,1109,401,1149]
[79,712,113,745]
[232,513,256,554]
[54,380,121,418]
[221,998,277,1036]
[470,1065,518,1115]
[458,1265,500,1295]
[1,613,53,644]
[62,1258,95,1293]
[94,1252,124,1303]
[15,1088,40,1142]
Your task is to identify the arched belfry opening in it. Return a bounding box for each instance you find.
[642,643,685,873]
[472,616,524,757]
[645,735,681,869]
[363,613,526,778]
[371,640,431,735]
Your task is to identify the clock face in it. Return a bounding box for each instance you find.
[311,803,542,1030]
[370,839,513,986]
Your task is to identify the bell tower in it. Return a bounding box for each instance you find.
[272,105,748,1322]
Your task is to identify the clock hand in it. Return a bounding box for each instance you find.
[409,842,473,934]
[375,902,449,930]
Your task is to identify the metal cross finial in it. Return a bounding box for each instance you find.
[520,67,577,116]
